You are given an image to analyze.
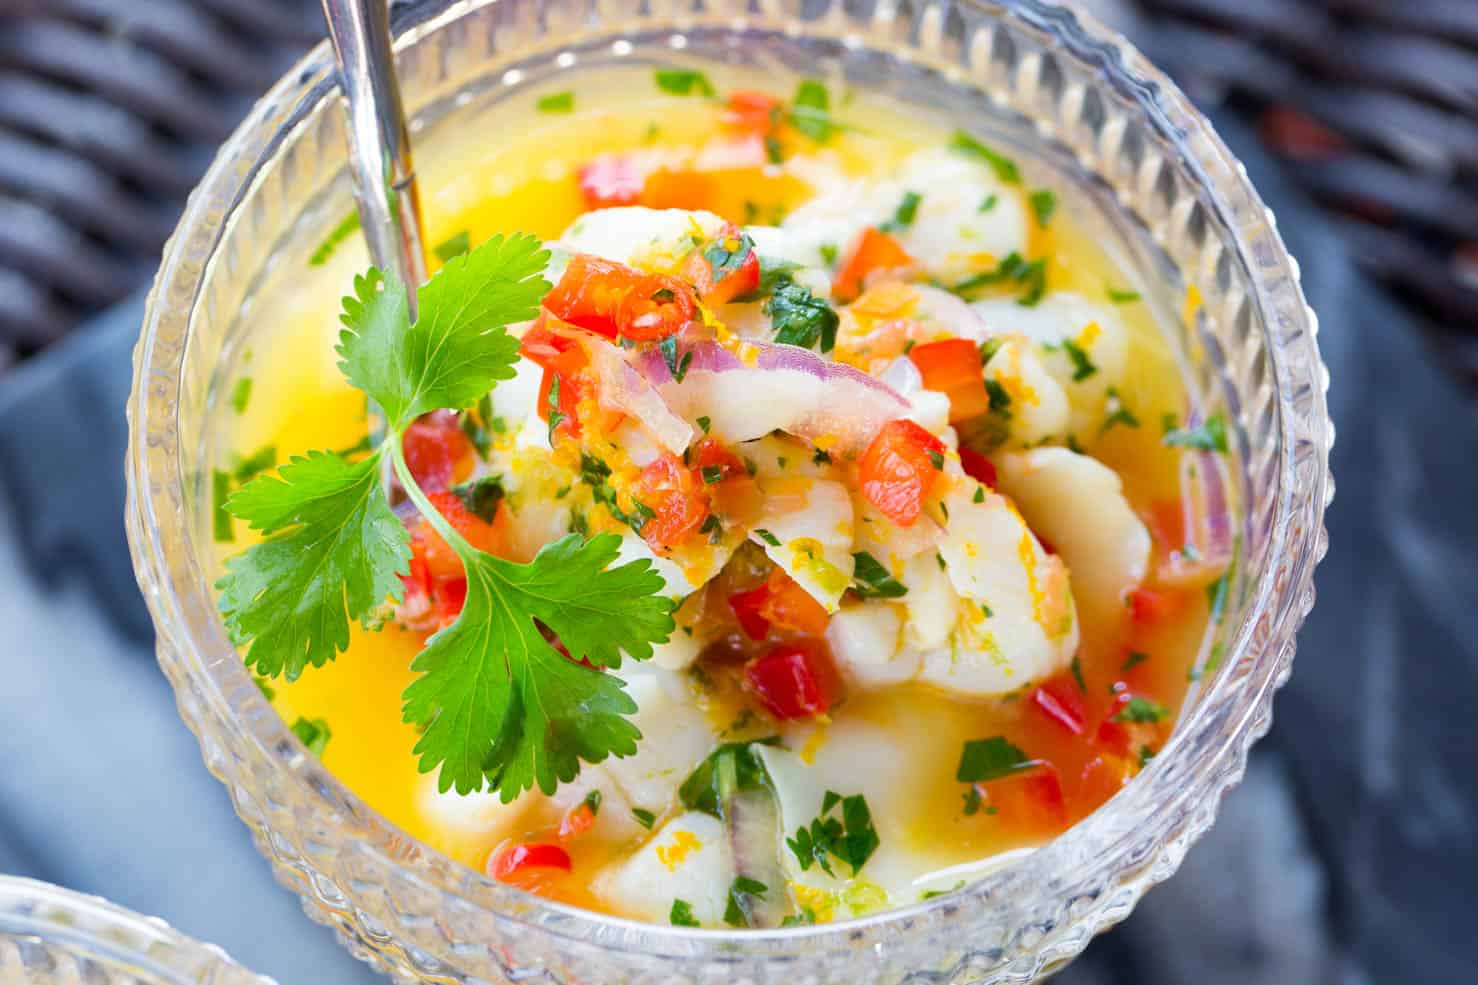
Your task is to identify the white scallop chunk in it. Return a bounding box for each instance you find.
[900,549,958,653]
[613,532,696,599]
[749,478,855,612]
[600,666,718,812]
[739,433,837,480]
[592,811,735,925]
[980,335,1071,447]
[891,148,1029,284]
[826,601,918,688]
[878,355,953,437]
[925,477,1079,695]
[416,775,532,847]
[558,206,725,267]
[489,349,545,431]
[971,293,1130,439]
[648,626,702,671]
[544,764,648,844]
[994,447,1150,626]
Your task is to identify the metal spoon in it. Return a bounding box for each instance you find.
[319,0,429,315]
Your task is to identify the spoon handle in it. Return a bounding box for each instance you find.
[320,0,429,314]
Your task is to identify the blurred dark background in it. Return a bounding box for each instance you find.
[0,1,1474,982]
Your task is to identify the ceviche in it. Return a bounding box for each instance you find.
[215,69,1235,929]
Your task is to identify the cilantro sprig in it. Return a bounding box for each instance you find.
[218,234,676,800]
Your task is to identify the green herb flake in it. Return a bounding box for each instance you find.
[433,231,471,263]
[290,717,331,758]
[756,528,781,547]
[948,130,1021,184]
[230,377,253,414]
[881,190,923,233]
[232,445,278,484]
[212,470,234,543]
[1060,338,1098,381]
[819,242,839,266]
[973,486,986,504]
[961,785,983,816]
[790,79,834,142]
[1163,413,1229,454]
[813,447,831,465]
[921,881,967,900]
[723,876,769,928]
[701,465,724,485]
[536,90,575,114]
[632,807,657,829]
[780,908,817,927]
[1112,697,1169,724]
[1029,189,1057,228]
[1123,650,1150,672]
[979,193,999,213]
[654,69,715,98]
[1100,388,1141,434]
[985,378,1012,415]
[851,551,908,599]
[309,212,360,267]
[786,790,881,877]
[956,736,1034,783]
[696,415,711,434]
[1070,654,1087,693]
[1108,288,1141,304]
[765,135,784,165]
[582,789,603,815]
[669,899,701,927]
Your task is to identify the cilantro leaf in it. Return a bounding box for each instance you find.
[337,234,548,428]
[1163,413,1229,453]
[851,551,907,599]
[786,790,879,877]
[537,90,575,114]
[669,899,701,927]
[790,80,833,142]
[956,736,1033,783]
[766,278,839,352]
[1112,697,1169,723]
[401,531,674,797]
[218,450,409,681]
[655,69,715,98]
[948,130,1020,184]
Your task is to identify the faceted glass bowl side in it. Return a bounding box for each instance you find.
[125,0,1331,982]
[0,877,272,985]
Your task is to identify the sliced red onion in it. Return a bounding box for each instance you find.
[911,284,992,341]
[581,336,695,454]
[640,339,909,453]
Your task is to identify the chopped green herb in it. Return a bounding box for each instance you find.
[979,337,1003,365]
[985,378,1012,415]
[973,486,986,504]
[701,465,724,485]
[980,602,994,618]
[290,716,331,757]
[1163,413,1229,454]
[780,908,817,927]
[309,212,360,266]
[678,739,778,818]
[1060,338,1098,381]
[253,676,275,701]
[927,448,945,470]
[948,130,1021,184]
[755,528,780,547]
[232,445,278,484]
[212,470,234,543]
[1028,189,1057,228]
[979,194,999,213]
[936,552,947,571]
[659,335,693,383]
[956,736,1034,783]
[813,448,831,465]
[459,395,497,458]
[1138,745,1157,768]
[921,881,967,900]
[1100,388,1140,433]
[230,377,253,414]
[696,416,711,434]
[536,90,575,114]
[1070,654,1087,693]
[1161,412,1180,434]
[962,786,983,816]
[881,190,923,233]
[723,876,769,927]
[765,135,784,164]
[1108,288,1141,304]
[787,790,880,877]
[1206,559,1234,623]
[1123,650,1150,672]
[654,69,715,98]
[705,230,756,281]
[851,551,907,599]
[433,231,471,263]
[776,456,788,469]
[819,242,839,266]
[582,789,603,815]
[632,807,657,829]
[669,899,701,927]
[451,475,505,524]
[1112,697,1169,724]
[790,79,834,142]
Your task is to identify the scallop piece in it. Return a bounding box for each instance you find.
[739,433,837,481]
[979,335,1071,447]
[924,476,1079,695]
[971,293,1130,439]
[558,206,725,268]
[825,601,918,688]
[777,174,881,270]
[488,351,544,433]
[600,665,718,812]
[416,775,532,848]
[749,477,856,612]
[993,447,1150,627]
[611,530,736,602]
[900,549,957,653]
[592,811,736,925]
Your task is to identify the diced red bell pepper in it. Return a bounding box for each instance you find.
[520,324,592,439]
[833,227,913,302]
[684,225,761,305]
[723,90,783,135]
[542,254,637,338]
[744,639,838,721]
[1078,753,1133,811]
[1030,674,1086,735]
[615,273,698,341]
[958,447,998,489]
[402,412,474,491]
[859,419,946,526]
[729,583,773,641]
[909,338,991,422]
[1127,586,1187,626]
[558,801,598,841]
[577,154,645,209]
[626,452,709,554]
[728,568,830,642]
[414,490,505,580]
[489,841,572,886]
[973,763,1067,830]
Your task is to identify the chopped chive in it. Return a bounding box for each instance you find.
[536,90,575,113]
[230,377,253,414]
[212,470,234,543]
[433,230,471,262]
[948,130,1021,184]
[309,212,360,266]
[654,69,715,98]
[1107,288,1141,304]
[1028,189,1057,228]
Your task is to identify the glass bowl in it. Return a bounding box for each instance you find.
[125,0,1332,981]
[0,877,272,985]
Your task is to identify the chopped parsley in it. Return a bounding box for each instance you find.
[659,334,693,383]
[790,79,834,142]
[1138,745,1157,768]
[212,470,234,543]
[956,736,1033,783]
[927,448,945,470]
[786,790,880,877]
[309,212,360,266]
[669,899,701,927]
[1100,387,1140,433]
[973,486,986,504]
[723,876,769,928]
[1123,650,1150,672]
[459,394,497,457]
[679,739,777,817]
[290,716,331,757]
[1163,413,1229,453]
[921,881,966,900]
[451,474,505,524]
[632,807,657,829]
[1112,697,1169,723]
[979,193,998,212]
[433,230,471,263]
[701,465,724,485]
[851,551,907,599]
[232,445,278,484]
[780,908,817,927]
[813,447,831,465]
[985,378,1013,415]
[819,242,839,266]
[948,130,1021,184]
[765,134,784,164]
[1060,338,1098,380]
[1107,287,1141,304]
[696,416,711,434]
[1206,557,1235,623]
[536,90,574,114]
[962,785,983,815]
[705,230,756,281]
[230,377,252,414]
[766,277,840,352]
[953,251,1046,306]
[654,69,715,98]
[582,789,603,815]
[1029,189,1057,228]
[1070,655,1087,693]
[755,528,781,547]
